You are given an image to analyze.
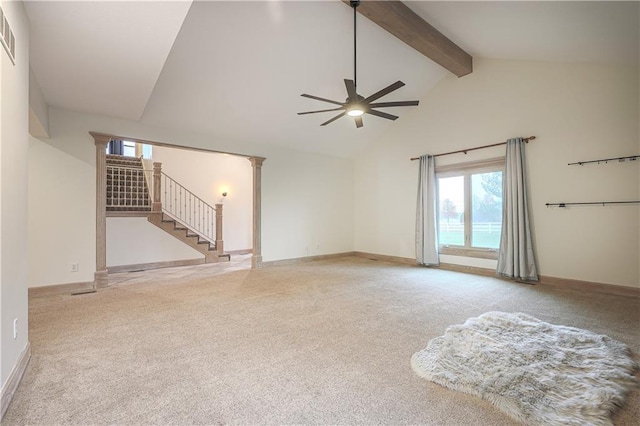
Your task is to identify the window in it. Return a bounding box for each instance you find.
[106,140,153,159]
[437,158,504,258]
[141,144,153,160]
[122,141,136,157]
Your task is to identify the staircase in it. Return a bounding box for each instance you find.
[106,155,229,263]
[148,213,229,263]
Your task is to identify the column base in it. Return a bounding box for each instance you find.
[251,255,263,269]
[94,269,109,289]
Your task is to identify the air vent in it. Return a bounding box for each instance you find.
[0,5,16,65]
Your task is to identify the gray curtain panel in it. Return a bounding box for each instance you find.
[108,140,124,155]
[416,155,439,265]
[497,138,538,281]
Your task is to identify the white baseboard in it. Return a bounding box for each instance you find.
[1,342,31,419]
[227,249,253,255]
[537,275,639,297]
[107,258,205,273]
[261,252,356,267]
[107,252,251,274]
[353,251,416,265]
[29,281,95,297]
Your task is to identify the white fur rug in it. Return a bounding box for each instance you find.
[411,312,638,426]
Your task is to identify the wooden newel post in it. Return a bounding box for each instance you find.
[215,203,223,255]
[152,162,162,212]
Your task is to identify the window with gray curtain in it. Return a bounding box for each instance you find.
[496,138,538,281]
[416,155,439,266]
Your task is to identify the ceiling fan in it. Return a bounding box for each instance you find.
[297,0,419,128]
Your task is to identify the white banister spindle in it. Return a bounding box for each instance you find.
[158,172,220,248]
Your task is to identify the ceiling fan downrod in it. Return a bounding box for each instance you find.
[296,0,419,128]
[351,0,360,91]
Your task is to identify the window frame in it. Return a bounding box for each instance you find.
[436,157,505,260]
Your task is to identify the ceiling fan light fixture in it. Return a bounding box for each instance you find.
[347,106,364,117]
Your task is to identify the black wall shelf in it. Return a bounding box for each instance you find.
[546,201,640,207]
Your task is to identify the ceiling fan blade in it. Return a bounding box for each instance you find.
[344,79,358,103]
[301,94,344,106]
[354,116,363,128]
[363,81,405,103]
[367,109,399,121]
[368,101,419,108]
[297,107,345,115]
[320,111,347,126]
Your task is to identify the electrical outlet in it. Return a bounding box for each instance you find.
[70,263,79,272]
[13,318,17,339]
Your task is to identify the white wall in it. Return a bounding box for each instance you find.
[28,136,95,286]
[354,58,639,288]
[29,68,48,138]
[153,145,253,251]
[28,107,354,286]
[1,0,30,391]
[262,151,354,260]
[106,217,201,267]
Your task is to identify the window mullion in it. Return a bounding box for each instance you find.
[464,173,472,248]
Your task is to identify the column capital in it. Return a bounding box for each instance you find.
[90,131,112,147]
[248,156,266,167]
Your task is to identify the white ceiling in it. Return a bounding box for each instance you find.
[25,1,639,158]
[25,1,191,121]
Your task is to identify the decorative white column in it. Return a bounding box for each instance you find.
[90,132,111,288]
[248,157,265,268]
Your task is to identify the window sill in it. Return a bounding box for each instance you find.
[439,246,499,260]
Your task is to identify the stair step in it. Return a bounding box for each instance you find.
[107,162,143,167]
[106,156,142,162]
[107,207,152,212]
[147,215,228,263]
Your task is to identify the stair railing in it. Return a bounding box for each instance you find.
[106,165,153,210]
[152,162,223,254]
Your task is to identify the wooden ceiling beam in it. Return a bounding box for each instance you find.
[343,0,472,77]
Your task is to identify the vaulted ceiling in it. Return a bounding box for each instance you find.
[25,1,639,158]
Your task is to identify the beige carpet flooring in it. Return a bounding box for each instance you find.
[4,256,639,425]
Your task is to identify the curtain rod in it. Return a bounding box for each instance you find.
[410,136,536,161]
[568,155,638,166]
